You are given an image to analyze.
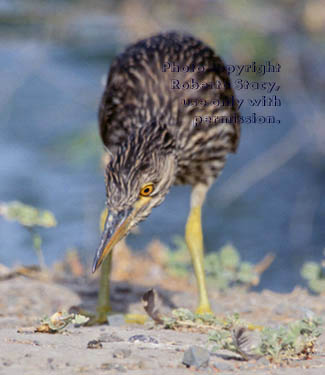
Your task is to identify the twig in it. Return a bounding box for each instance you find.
[254,253,275,275]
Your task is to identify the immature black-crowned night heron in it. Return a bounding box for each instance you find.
[91,32,240,324]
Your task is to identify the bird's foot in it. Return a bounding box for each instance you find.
[124,313,148,325]
[195,304,213,315]
[69,306,109,326]
[87,312,148,326]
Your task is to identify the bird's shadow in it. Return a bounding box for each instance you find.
[69,278,179,316]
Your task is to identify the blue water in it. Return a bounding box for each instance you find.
[0,2,324,293]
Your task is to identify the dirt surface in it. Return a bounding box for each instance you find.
[1,244,325,374]
[1,272,325,375]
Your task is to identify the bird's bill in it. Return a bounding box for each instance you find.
[92,208,132,273]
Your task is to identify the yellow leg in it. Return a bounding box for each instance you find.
[94,209,114,318]
[185,185,212,314]
[95,250,113,323]
[96,209,112,317]
[85,209,112,325]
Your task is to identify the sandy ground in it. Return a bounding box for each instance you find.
[1,271,325,375]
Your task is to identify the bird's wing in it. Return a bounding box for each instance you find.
[99,32,240,154]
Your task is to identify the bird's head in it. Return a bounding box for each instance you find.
[92,123,177,272]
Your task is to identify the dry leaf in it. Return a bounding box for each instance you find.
[17,327,36,334]
[35,311,89,333]
[142,289,163,324]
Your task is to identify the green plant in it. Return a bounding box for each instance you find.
[165,236,191,278]
[0,201,57,269]
[36,311,89,333]
[166,237,260,290]
[162,307,221,330]
[301,258,325,294]
[209,315,322,363]
[161,308,322,362]
[257,317,321,362]
[142,290,322,364]
[205,244,259,289]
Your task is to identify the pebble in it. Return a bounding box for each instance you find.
[182,346,209,369]
[87,340,103,349]
[256,357,270,366]
[128,334,159,344]
[99,333,124,343]
[212,361,234,371]
[242,362,258,370]
[273,303,287,315]
[298,307,316,320]
[47,357,55,370]
[136,360,147,369]
[240,306,253,314]
[112,348,131,359]
[2,360,13,367]
[100,363,127,372]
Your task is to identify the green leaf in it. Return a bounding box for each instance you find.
[219,244,240,269]
[204,252,222,276]
[301,262,321,281]
[238,262,256,283]
[33,233,42,250]
[309,279,325,294]
[172,308,194,321]
[0,201,57,228]
[72,314,90,325]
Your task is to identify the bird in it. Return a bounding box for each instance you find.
[91,31,240,324]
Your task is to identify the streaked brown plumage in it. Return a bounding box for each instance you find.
[99,32,239,183]
[92,31,240,319]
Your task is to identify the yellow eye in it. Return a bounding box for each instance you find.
[140,184,154,197]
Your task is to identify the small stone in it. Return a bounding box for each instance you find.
[128,334,158,344]
[107,314,125,326]
[100,363,126,372]
[3,360,13,367]
[212,361,234,371]
[47,358,55,370]
[101,363,113,370]
[299,307,316,320]
[182,346,209,369]
[99,333,124,343]
[307,359,323,367]
[114,364,127,373]
[136,360,147,369]
[240,306,253,314]
[113,348,131,359]
[17,326,35,334]
[256,357,269,366]
[243,363,258,370]
[87,340,103,349]
[273,303,287,315]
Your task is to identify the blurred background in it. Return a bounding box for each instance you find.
[0,0,324,292]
